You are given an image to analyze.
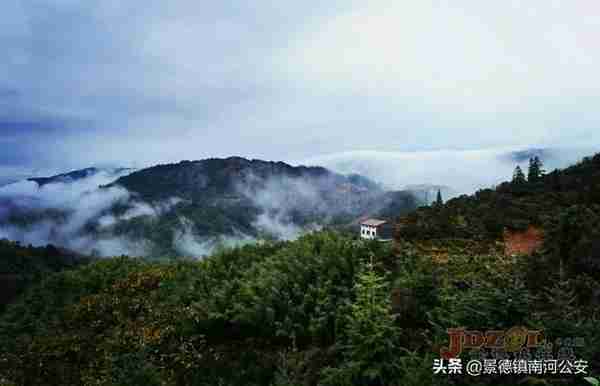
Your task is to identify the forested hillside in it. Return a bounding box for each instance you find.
[107,158,418,227]
[100,158,420,257]
[398,154,600,238]
[0,239,92,312]
[396,154,600,277]
[0,159,420,259]
[0,154,599,386]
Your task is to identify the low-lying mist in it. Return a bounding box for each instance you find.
[2,146,593,259]
[0,169,143,257]
[0,168,347,258]
[300,146,596,197]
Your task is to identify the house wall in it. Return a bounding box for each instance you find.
[503,225,544,256]
[361,225,377,240]
[361,223,394,241]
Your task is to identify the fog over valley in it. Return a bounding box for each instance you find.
[0,158,415,257]
[0,145,593,258]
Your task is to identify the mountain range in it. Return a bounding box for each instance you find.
[0,157,421,258]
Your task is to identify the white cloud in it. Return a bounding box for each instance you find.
[0,169,137,255]
[1,0,599,175]
[0,170,131,211]
[252,213,307,241]
[0,167,252,258]
[281,1,600,104]
[301,145,595,196]
[172,217,254,259]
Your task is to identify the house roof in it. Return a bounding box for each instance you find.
[361,219,387,227]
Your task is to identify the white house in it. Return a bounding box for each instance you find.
[360,219,392,241]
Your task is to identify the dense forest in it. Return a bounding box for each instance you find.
[397,154,600,278]
[0,154,599,385]
[0,240,92,313]
[399,154,600,237]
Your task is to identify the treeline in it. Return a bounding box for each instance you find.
[396,153,600,239]
[0,239,92,312]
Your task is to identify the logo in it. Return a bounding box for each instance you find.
[440,326,544,359]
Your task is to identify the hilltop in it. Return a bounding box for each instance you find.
[396,153,600,239]
[0,158,420,258]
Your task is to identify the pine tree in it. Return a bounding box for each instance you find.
[528,158,536,182]
[544,205,599,280]
[345,261,400,383]
[528,156,545,183]
[435,189,443,207]
[321,259,401,385]
[536,156,546,178]
[538,280,580,336]
[512,166,526,184]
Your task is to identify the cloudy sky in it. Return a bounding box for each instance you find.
[2,0,600,175]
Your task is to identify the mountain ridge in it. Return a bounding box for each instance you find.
[0,157,420,258]
[105,157,379,202]
[28,167,134,187]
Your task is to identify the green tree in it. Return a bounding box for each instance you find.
[321,259,401,385]
[528,156,545,183]
[512,165,526,184]
[434,190,443,207]
[537,280,579,336]
[544,205,600,280]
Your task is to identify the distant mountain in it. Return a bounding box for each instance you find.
[28,167,134,186]
[108,157,382,205]
[0,158,420,258]
[102,157,420,256]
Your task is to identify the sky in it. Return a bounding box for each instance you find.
[2,0,600,176]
